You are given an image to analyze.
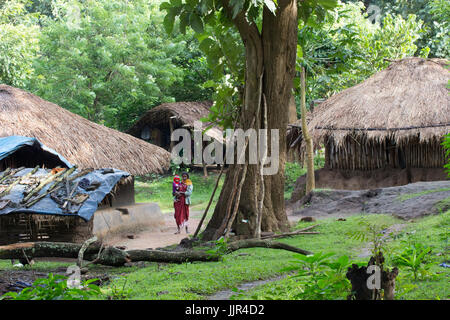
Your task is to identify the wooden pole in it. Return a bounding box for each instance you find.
[193,165,224,238]
[301,67,315,193]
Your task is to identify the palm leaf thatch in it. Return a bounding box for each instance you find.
[308,57,450,146]
[0,85,171,175]
[127,101,223,143]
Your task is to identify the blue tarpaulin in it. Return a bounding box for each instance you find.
[0,136,130,221]
[0,136,72,168]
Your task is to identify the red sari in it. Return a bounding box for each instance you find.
[174,183,189,228]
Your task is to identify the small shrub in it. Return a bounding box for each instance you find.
[281,252,353,300]
[393,243,434,281]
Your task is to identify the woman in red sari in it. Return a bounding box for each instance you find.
[173,172,193,234]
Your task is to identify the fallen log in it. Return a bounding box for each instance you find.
[127,249,220,263]
[0,239,312,266]
[226,239,313,256]
[0,242,129,267]
[260,224,321,240]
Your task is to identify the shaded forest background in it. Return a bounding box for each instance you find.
[0,0,448,131]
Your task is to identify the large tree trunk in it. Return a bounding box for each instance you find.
[201,0,297,240]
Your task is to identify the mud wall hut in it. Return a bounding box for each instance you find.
[0,137,133,244]
[292,58,449,196]
[0,86,171,243]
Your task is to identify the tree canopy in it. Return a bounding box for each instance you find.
[0,0,447,128]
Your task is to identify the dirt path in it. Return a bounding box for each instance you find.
[104,211,203,250]
[289,181,450,220]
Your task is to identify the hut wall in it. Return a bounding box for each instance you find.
[0,213,93,245]
[325,136,446,171]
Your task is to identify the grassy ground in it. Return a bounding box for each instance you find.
[0,212,447,300]
[135,161,309,212]
[100,214,397,299]
[230,211,450,300]
[98,212,448,300]
[134,169,224,213]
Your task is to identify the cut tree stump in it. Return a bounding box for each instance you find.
[346,253,399,300]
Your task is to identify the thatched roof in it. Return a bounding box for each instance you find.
[0,85,171,175]
[308,58,450,146]
[127,101,224,143]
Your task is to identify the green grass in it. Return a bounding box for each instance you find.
[284,162,306,200]
[134,170,224,213]
[0,260,72,272]
[135,161,309,212]
[1,212,447,300]
[396,187,450,202]
[231,211,450,300]
[383,210,450,300]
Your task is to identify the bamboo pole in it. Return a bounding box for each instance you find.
[0,166,39,198]
[193,165,224,238]
[300,67,315,193]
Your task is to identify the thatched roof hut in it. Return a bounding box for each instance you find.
[127,101,223,150]
[309,58,449,146]
[0,85,171,175]
[290,58,449,197]
[308,57,449,171]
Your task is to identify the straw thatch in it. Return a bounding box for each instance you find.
[127,101,224,145]
[308,58,450,145]
[304,58,449,172]
[0,85,171,175]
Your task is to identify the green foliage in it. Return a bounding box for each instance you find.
[348,217,390,258]
[28,0,180,129]
[280,252,352,300]
[205,237,229,259]
[0,273,101,300]
[443,133,450,177]
[296,1,427,110]
[284,162,307,198]
[103,278,131,300]
[393,243,434,281]
[357,0,450,58]
[0,0,40,87]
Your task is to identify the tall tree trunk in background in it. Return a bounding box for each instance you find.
[201,0,297,241]
[300,67,315,193]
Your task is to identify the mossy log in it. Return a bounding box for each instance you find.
[0,239,312,266]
